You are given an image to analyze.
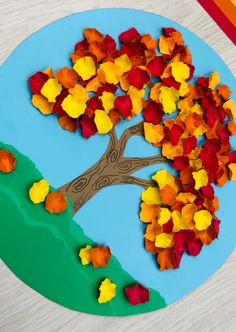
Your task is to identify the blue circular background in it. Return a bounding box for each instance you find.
[0,8,235,306]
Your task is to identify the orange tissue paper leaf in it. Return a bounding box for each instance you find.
[55,67,79,88]
[45,191,68,214]
[58,114,78,132]
[90,245,111,268]
[0,149,16,173]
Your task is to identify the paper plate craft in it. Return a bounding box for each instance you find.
[0,9,236,316]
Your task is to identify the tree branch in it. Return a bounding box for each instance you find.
[119,175,155,188]
[115,154,167,174]
[118,121,144,155]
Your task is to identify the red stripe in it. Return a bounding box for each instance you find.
[197,0,236,45]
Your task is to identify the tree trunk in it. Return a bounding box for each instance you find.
[59,122,166,215]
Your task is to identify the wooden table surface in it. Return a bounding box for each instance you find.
[0,1,235,331]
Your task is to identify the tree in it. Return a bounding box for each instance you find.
[28,27,236,270]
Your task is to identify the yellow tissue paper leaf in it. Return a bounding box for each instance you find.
[62,94,86,118]
[128,86,145,99]
[228,163,236,180]
[144,122,164,144]
[152,169,177,191]
[159,86,179,114]
[41,78,62,102]
[99,62,122,84]
[31,94,53,115]
[73,56,96,81]
[189,158,202,170]
[141,187,161,205]
[172,210,188,232]
[192,169,208,190]
[155,233,173,248]
[223,99,236,119]
[98,278,116,304]
[170,62,190,83]
[94,110,113,134]
[68,84,89,103]
[150,83,162,102]
[157,207,171,225]
[114,54,132,75]
[209,72,220,90]
[29,179,50,204]
[79,245,92,265]
[179,82,189,97]
[194,210,212,231]
[99,92,115,113]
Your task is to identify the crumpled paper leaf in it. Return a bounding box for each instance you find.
[124,283,149,305]
[29,179,49,204]
[170,62,190,83]
[45,191,68,214]
[98,278,116,304]
[78,245,92,265]
[73,56,96,80]
[61,94,86,118]
[0,149,16,173]
[32,94,53,115]
[192,169,208,190]
[144,122,164,144]
[194,210,212,231]
[90,245,111,268]
[139,202,159,223]
[41,78,62,102]
[94,110,113,134]
[141,187,161,205]
[58,113,78,132]
[157,207,171,225]
[155,233,173,248]
[55,67,79,88]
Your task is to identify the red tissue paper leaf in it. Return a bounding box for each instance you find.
[143,101,164,124]
[119,27,141,43]
[147,56,167,77]
[169,124,184,146]
[114,95,133,118]
[28,71,49,94]
[172,156,189,171]
[97,83,117,96]
[86,96,103,113]
[124,283,149,305]
[162,76,181,90]
[183,135,197,155]
[104,34,116,51]
[197,77,209,88]
[187,64,195,81]
[187,238,203,256]
[162,219,174,233]
[127,67,150,90]
[74,39,89,52]
[52,89,69,116]
[162,27,176,37]
[201,183,214,199]
[79,114,97,139]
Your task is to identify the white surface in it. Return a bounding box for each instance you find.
[0,0,235,331]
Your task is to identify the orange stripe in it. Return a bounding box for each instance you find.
[213,0,236,27]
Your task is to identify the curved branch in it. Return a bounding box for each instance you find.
[115,154,167,174]
[119,121,144,155]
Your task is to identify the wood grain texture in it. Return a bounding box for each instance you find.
[0,0,235,331]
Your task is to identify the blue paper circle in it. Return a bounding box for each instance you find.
[0,8,235,306]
